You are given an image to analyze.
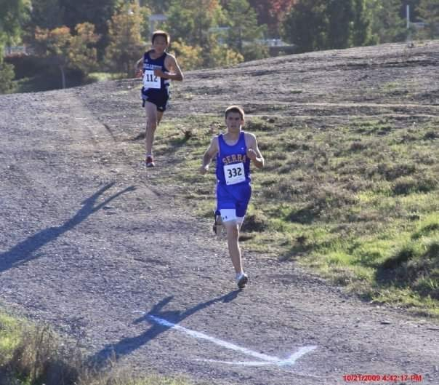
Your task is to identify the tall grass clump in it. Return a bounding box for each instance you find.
[0,310,196,385]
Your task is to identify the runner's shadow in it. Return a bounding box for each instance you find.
[0,182,135,273]
[89,290,241,369]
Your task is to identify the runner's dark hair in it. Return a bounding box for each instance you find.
[152,30,170,44]
[225,105,245,120]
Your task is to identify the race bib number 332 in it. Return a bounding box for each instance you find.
[224,163,245,185]
[143,70,161,89]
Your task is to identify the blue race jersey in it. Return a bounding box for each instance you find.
[142,51,170,94]
[216,131,251,185]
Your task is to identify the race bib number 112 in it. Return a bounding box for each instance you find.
[143,70,161,89]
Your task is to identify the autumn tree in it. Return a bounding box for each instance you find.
[34,23,99,88]
[56,0,124,57]
[69,23,101,73]
[169,39,204,70]
[104,3,145,76]
[247,0,296,36]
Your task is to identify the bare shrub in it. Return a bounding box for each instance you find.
[241,212,268,232]
[392,175,438,195]
[424,131,439,140]
[349,141,367,152]
[245,118,273,132]
[378,242,439,299]
[377,162,417,181]
[287,185,358,224]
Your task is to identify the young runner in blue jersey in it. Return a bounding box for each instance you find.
[200,106,265,289]
[135,30,184,167]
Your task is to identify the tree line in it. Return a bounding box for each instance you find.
[0,0,438,93]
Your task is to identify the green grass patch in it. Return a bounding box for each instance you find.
[0,312,22,364]
[148,112,439,317]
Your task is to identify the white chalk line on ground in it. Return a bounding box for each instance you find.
[137,312,317,367]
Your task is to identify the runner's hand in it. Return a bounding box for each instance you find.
[135,69,143,78]
[246,148,258,161]
[199,165,209,175]
[154,68,165,77]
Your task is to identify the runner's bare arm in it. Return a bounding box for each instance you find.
[200,137,219,174]
[245,133,264,169]
[135,57,143,77]
[155,55,184,81]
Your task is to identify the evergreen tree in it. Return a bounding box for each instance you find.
[223,0,268,60]
[0,0,31,93]
[281,0,374,52]
[418,0,439,38]
[57,0,123,32]
[350,0,375,46]
[0,0,30,45]
[0,60,15,93]
[326,0,354,48]
[401,0,421,22]
[27,0,63,30]
[281,0,328,52]
[368,0,406,43]
[164,0,225,48]
[164,0,228,66]
[143,0,172,13]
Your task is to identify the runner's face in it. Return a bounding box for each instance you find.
[226,112,244,133]
[152,35,168,54]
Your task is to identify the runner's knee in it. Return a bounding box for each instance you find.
[147,120,157,131]
[226,223,239,238]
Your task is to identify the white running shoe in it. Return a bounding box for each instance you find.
[236,272,248,289]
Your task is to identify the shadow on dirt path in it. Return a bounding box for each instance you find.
[89,290,241,369]
[0,183,135,273]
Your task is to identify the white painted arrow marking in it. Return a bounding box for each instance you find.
[146,314,317,367]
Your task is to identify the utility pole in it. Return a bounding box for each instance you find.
[406,4,414,47]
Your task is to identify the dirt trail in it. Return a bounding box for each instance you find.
[1,41,439,385]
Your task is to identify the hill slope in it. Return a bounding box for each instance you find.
[0,41,438,385]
